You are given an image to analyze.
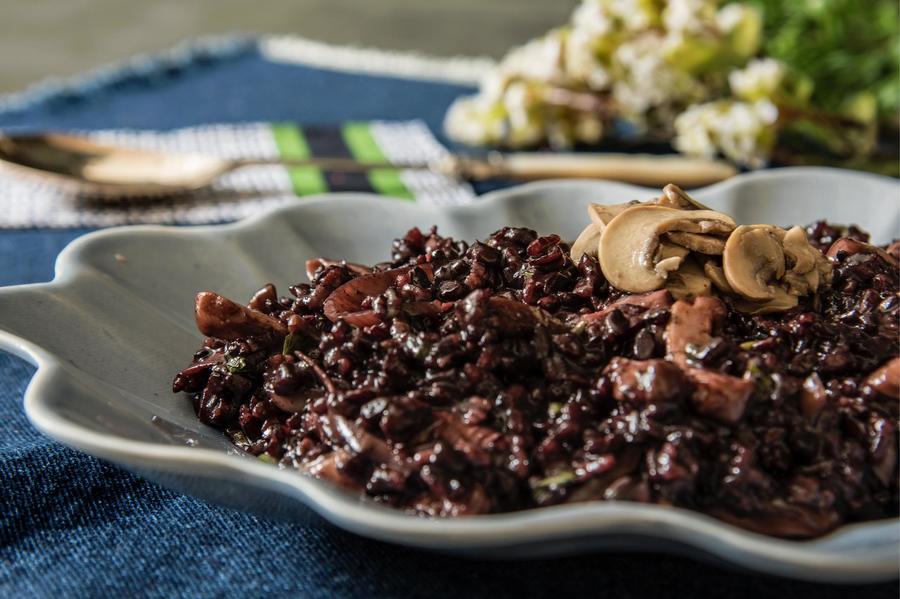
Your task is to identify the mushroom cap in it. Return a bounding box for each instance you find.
[570,222,603,262]
[667,258,713,299]
[781,226,832,295]
[723,225,786,301]
[659,214,736,236]
[665,231,727,254]
[654,242,690,277]
[588,200,642,226]
[599,206,682,292]
[782,226,817,273]
[599,205,736,293]
[734,287,799,314]
[659,184,711,211]
[703,260,734,294]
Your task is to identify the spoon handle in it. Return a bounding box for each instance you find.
[235,153,737,187]
[234,157,416,171]
[464,152,738,187]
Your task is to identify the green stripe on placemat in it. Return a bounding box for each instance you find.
[271,123,328,195]
[342,122,414,200]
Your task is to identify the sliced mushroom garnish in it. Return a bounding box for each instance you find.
[570,222,603,262]
[585,185,838,315]
[782,227,817,274]
[599,206,680,292]
[578,201,645,261]
[588,200,642,227]
[599,205,735,293]
[781,226,832,295]
[733,287,799,315]
[654,242,690,277]
[703,260,734,294]
[670,217,736,236]
[666,258,712,299]
[665,231,726,255]
[722,225,786,301]
[658,184,711,211]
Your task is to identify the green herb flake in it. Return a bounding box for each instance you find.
[225,355,250,374]
[282,333,300,356]
[548,402,564,419]
[258,453,278,465]
[230,431,250,447]
[414,342,432,361]
[745,359,774,395]
[532,471,577,490]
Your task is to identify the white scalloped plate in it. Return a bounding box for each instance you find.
[1,168,898,582]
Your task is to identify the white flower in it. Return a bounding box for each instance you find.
[715,3,750,32]
[729,58,785,102]
[714,3,762,60]
[674,115,717,158]
[446,0,769,150]
[502,82,545,147]
[571,0,615,37]
[663,0,718,34]
[572,0,657,36]
[608,0,657,32]
[444,96,506,146]
[478,71,508,104]
[565,28,612,90]
[612,33,703,118]
[674,99,779,168]
[497,30,565,83]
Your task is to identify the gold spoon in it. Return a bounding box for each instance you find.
[0,133,737,199]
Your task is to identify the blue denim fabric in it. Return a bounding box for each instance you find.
[0,43,895,598]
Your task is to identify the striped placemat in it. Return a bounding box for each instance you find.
[0,120,475,228]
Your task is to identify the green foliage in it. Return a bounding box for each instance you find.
[743,0,900,115]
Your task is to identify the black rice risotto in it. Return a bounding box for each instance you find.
[173,187,899,538]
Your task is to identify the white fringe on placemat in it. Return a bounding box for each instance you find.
[259,35,494,85]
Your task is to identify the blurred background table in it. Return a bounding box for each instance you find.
[0,8,897,598]
[1,0,574,94]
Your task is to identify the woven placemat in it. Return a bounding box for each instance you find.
[0,120,475,228]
